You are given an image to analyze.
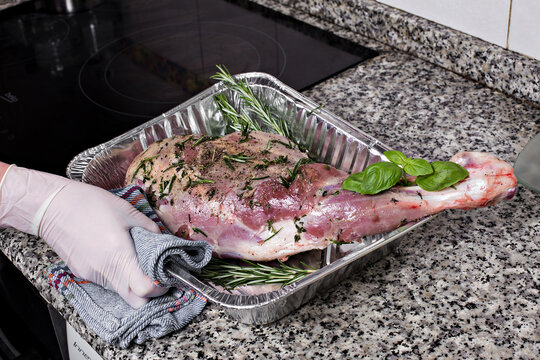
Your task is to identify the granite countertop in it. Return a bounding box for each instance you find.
[1,50,538,359]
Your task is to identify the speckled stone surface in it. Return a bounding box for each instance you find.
[249,0,393,53]
[1,52,539,359]
[251,0,540,107]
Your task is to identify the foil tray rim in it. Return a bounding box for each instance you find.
[66,72,435,323]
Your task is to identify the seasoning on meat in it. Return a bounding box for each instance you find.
[125,131,517,261]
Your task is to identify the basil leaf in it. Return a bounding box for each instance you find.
[403,158,433,176]
[341,171,365,192]
[342,162,402,195]
[384,150,408,166]
[385,150,433,176]
[416,161,469,191]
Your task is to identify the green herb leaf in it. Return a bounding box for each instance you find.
[175,136,193,151]
[199,259,317,289]
[213,93,259,136]
[280,157,311,188]
[250,175,270,181]
[342,162,402,195]
[306,104,324,117]
[415,161,469,191]
[384,150,433,176]
[384,150,409,166]
[131,155,159,181]
[162,161,185,173]
[211,65,295,145]
[224,158,235,171]
[223,152,256,164]
[193,135,219,147]
[341,171,365,190]
[263,228,282,243]
[186,175,215,189]
[192,227,208,237]
[404,158,433,176]
[193,175,214,184]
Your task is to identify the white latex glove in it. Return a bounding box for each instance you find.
[0,165,168,308]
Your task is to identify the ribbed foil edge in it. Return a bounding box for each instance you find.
[67,72,434,324]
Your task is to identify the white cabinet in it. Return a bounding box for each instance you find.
[378,0,512,48]
[507,0,540,60]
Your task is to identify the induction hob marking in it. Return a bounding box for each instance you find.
[102,32,257,105]
[78,21,286,118]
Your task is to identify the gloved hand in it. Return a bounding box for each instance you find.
[0,164,168,308]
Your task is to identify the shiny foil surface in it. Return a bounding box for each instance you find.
[67,73,433,324]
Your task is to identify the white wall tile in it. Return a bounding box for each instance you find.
[378,0,511,48]
[508,0,540,60]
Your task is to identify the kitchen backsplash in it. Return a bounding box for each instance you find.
[378,0,540,60]
[507,0,540,61]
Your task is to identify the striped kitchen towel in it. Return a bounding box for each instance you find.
[44,185,213,348]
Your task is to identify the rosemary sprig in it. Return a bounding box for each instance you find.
[211,65,293,142]
[223,152,256,170]
[193,135,219,147]
[167,175,176,193]
[254,155,288,170]
[263,227,282,243]
[307,104,324,117]
[158,175,177,198]
[271,139,295,149]
[193,227,208,238]
[238,134,251,143]
[199,259,317,289]
[280,158,311,188]
[250,175,270,181]
[223,158,235,171]
[175,136,193,153]
[131,155,159,181]
[213,92,261,136]
[194,175,214,183]
[223,152,256,163]
[267,219,275,232]
[262,139,272,154]
[186,175,215,188]
[162,160,185,173]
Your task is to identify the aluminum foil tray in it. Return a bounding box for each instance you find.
[67,72,433,325]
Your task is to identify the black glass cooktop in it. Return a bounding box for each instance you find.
[0,0,377,175]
